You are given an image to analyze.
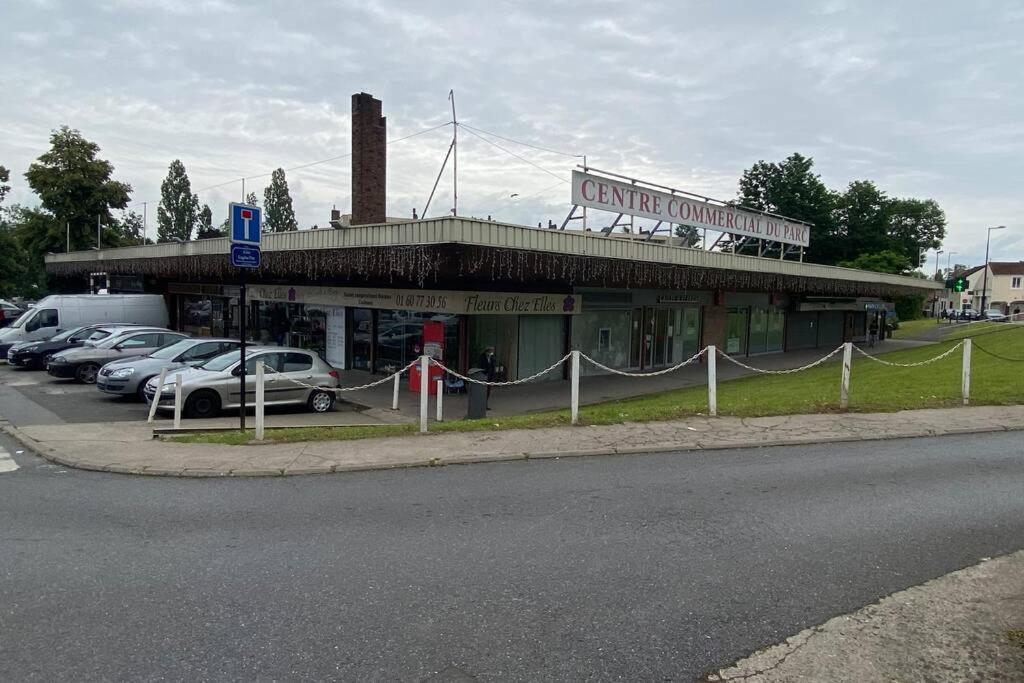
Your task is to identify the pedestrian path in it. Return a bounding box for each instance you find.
[6,404,1023,477]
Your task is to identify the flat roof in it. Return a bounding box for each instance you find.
[46,216,942,292]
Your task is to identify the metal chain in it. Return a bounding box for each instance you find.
[716,345,844,374]
[579,347,706,377]
[432,354,571,387]
[852,341,964,367]
[971,342,1024,363]
[260,359,417,394]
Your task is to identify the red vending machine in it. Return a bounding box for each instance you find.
[409,320,445,394]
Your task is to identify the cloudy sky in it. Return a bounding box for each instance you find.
[3,0,1022,271]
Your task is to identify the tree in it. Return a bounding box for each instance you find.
[263,168,298,232]
[196,203,225,239]
[245,191,259,207]
[0,165,9,204]
[887,197,946,266]
[22,127,132,254]
[836,180,890,261]
[838,249,911,274]
[737,153,840,264]
[673,224,701,247]
[115,210,145,245]
[156,160,199,242]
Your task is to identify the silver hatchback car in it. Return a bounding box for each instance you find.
[144,347,340,419]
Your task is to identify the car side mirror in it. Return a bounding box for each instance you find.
[231,365,243,376]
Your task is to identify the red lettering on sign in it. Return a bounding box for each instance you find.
[725,211,735,230]
[639,192,651,213]
[598,183,609,203]
[651,196,661,214]
[581,179,596,201]
[612,186,624,207]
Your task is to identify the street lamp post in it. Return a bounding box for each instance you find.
[980,226,1006,312]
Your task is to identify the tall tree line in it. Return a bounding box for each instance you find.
[735,153,946,273]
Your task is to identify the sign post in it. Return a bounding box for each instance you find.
[229,202,262,432]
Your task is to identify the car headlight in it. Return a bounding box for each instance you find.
[110,367,134,379]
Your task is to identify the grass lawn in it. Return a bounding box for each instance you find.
[892,317,942,338]
[173,326,1024,446]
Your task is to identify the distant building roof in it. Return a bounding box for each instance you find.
[988,261,1024,276]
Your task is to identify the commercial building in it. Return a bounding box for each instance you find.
[44,93,941,382]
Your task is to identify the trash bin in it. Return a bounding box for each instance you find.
[466,368,488,419]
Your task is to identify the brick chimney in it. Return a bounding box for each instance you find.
[351,92,386,225]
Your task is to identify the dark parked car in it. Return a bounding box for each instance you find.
[8,324,145,369]
[0,303,24,329]
[47,329,187,383]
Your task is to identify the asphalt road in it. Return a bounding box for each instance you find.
[1,431,1023,681]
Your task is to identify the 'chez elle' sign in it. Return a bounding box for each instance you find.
[247,284,581,316]
[571,170,811,247]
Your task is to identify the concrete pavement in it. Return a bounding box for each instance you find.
[709,551,1024,682]
[6,404,1024,476]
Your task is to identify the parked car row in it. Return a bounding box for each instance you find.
[5,324,341,419]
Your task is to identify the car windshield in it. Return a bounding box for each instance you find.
[7,312,29,328]
[148,339,195,360]
[198,349,243,371]
[51,326,86,342]
[94,333,138,349]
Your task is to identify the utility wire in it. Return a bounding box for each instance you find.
[460,125,570,184]
[459,122,583,159]
[128,120,453,208]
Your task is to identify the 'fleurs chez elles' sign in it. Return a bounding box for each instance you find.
[571,170,811,247]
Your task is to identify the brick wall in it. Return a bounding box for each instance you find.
[701,305,727,349]
[351,92,386,226]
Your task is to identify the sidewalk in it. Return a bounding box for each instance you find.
[708,550,1024,682]
[6,404,1023,477]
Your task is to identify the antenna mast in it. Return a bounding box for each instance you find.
[449,89,458,216]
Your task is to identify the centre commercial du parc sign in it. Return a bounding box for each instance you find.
[571,170,811,248]
[246,284,581,316]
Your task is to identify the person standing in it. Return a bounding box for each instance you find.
[868,316,879,347]
[479,345,497,409]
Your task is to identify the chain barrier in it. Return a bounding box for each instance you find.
[715,345,844,374]
[579,347,707,377]
[971,342,1024,363]
[431,354,572,387]
[852,341,964,367]
[260,359,417,395]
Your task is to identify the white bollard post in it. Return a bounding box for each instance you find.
[570,350,580,425]
[392,372,400,410]
[147,367,167,423]
[420,355,429,433]
[436,378,444,422]
[962,339,971,405]
[255,361,265,441]
[707,345,717,417]
[840,342,853,409]
[173,373,183,430]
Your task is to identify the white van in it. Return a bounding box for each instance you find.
[0,294,169,354]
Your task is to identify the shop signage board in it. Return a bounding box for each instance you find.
[571,170,811,247]
[246,284,583,316]
[229,244,261,269]
[323,306,346,369]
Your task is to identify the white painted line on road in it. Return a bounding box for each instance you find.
[0,448,19,473]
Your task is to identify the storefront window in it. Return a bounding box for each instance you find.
[573,309,632,376]
[181,295,228,337]
[250,301,326,359]
[375,311,460,374]
[351,308,373,371]
[725,307,749,355]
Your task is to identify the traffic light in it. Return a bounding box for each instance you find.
[953,276,968,293]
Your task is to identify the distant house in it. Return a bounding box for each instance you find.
[963,261,1024,313]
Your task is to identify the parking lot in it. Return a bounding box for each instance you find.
[0,361,400,429]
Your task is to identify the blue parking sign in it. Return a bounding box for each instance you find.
[230,203,261,245]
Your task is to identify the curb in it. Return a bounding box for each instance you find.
[6,420,1020,479]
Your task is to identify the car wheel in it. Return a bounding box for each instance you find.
[76,363,100,384]
[136,377,155,402]
[308,389,335,413]
[184,390,221,420]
